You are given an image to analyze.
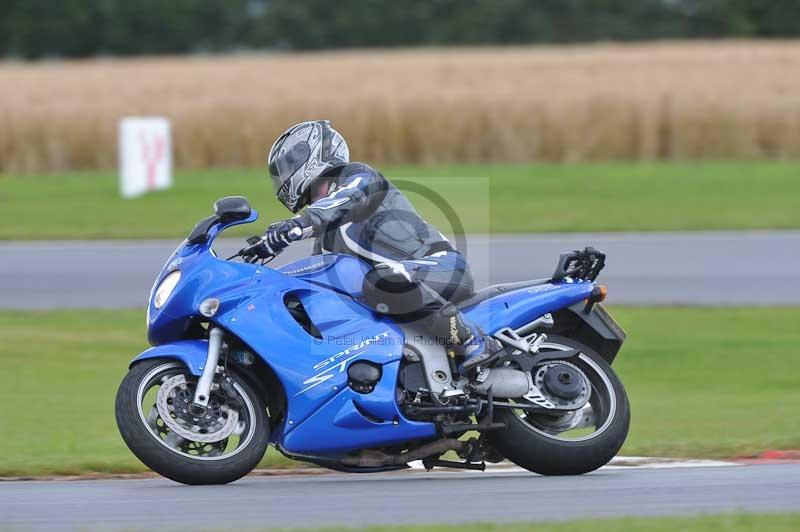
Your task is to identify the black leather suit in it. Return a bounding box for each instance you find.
[295,163,479,344]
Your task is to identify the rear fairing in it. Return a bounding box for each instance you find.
[461,280,596,335]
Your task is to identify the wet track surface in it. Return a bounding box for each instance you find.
[2,231,799,309]
[2,464,799,530]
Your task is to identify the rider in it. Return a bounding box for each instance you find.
[258,120,498,375]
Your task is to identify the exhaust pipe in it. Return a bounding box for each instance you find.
[472,368,530,398]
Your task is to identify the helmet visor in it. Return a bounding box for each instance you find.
[270,140,311,210]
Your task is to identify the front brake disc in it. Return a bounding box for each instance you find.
[156,374,239,443]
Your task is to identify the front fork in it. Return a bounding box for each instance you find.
[193,327,224,407]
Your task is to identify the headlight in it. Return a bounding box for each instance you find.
[153,271,181,309]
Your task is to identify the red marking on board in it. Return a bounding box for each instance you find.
[139,131,165,189]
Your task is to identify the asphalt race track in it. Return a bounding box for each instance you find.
[1,464,798,530]
[2,231,799,309]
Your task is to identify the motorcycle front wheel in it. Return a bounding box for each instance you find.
[115,358,269,485]
[487,335,630,475]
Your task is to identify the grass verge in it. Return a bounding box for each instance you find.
[268,514,800,532]
[276,513,800,532]
[2,161,800,239]
[1,307,799,476]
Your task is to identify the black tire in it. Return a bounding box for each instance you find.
[115,358,269,485]
[487,335,630,476]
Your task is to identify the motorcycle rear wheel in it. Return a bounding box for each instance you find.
[115,358,269,485]
[487,335,630,475]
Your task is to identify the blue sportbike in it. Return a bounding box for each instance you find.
[115,197,630,484]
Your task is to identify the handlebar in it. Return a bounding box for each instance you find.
[235,237,269,263]
[229,225,304,263]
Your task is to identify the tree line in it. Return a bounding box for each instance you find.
[2,0,799,59]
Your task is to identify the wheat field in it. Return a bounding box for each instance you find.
[2,40,800,173]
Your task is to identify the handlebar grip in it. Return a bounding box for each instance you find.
[288,226,304,241]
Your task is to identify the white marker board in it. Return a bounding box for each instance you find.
[119,117,173,198]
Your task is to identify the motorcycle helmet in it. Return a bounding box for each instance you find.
[267,120,350,212]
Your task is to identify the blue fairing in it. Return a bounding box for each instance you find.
[280,360,437,454]
[145,211,260,346]
[134,209,600,459]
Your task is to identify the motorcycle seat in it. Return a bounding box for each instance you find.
[455,278,551,309]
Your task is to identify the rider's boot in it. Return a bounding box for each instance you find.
[428,303,501,377]
[459,330,502,374]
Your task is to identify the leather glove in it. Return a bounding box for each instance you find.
[264,219,303,254]
[240,218,308,261]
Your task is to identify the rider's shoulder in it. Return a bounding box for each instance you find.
[338,162,383,180]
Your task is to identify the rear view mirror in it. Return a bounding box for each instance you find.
[213,196,251,222]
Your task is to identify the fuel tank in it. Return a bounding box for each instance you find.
[278,254,370,299]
